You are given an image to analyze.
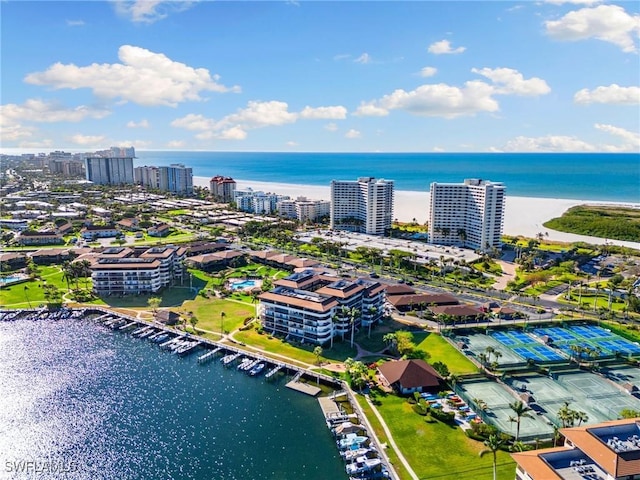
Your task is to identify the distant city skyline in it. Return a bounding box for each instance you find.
[1,1,639,153]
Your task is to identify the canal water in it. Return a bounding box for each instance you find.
[0,317,347,479]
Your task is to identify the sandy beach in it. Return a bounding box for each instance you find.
[194,176,640,249]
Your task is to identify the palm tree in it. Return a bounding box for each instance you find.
[509,400,534,442]
[23,285,33,309]
[220,311,226,335]
[349,307,361,349]
[330,314,340,349]
[383,332,397,354]
[313,345,323,365]
[575,411,589,426]
[366,306,378,338]
[190,315,199,333]
[148,297,161,320]
[479,434,505,480]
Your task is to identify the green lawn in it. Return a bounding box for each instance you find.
[179,296,255,334]
[372,393,516,480]
[0,266,70,307]
[233,327,357,365]
[413,332,478,374]
[355,395,413,480]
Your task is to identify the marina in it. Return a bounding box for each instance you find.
[0,309,349,479]
[0,307,398,480]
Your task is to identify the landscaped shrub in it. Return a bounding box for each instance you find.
[430,408,456,424]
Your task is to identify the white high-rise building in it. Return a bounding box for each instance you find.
[428,178,505,251]
[330,177,394,235]
[85,147,135,185]
[135,164,193,194]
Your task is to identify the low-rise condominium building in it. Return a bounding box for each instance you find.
[259,269,385,345]
[277,196,331,223]
[90,246,186,296]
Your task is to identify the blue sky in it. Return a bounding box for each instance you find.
[1,0,639,153]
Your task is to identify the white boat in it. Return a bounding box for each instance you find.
[346,457,382,475]
[341,447,372,461]
[249,363,265,376]
[338,434,368,450]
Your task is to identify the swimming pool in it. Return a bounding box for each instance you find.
[230,280,258,290]
[0,275,27,286]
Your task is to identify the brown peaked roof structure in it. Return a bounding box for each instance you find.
[378,359,442,389]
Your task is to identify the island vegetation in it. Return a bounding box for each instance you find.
[543,205,640,242]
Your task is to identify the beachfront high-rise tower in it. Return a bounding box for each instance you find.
[85,147,135,185]
[428,178,505,251]
[330,177,394,235]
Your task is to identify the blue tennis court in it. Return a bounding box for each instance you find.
[531,324,640,359]
[492,330,567,363]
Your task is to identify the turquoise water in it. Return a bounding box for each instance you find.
[0,317,347,479]
[0,276,22,285]
[136,151,640,203]
[231,280,258,290]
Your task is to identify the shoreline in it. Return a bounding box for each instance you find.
[194,176,640,249]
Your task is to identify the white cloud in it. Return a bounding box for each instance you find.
[69,134,107,146]
[25,45,240,107]
[167,140,185,148]
[299,105,347,120]
[19,139,53,149]
[356,67,550,119]
[224,101,297,128]
[126,119,150,128]
[595,123,640,147]
[113,1,196,24]
[66,19,85,26]
[545,4,640,53]
[354,102,390,117]
[432,147,445,152]
[355,53,372,64]
[345,129,361,139]
[419,67,438,78]
[357,81,498,119]
[172,101,349,140]
[217,126,248,140]
[1,99,110,124]
[574,84,640,105]
[286,141,299,147]
[170,113,216,131]
[333,54,351,61]
[427,39,466,55]
[500,135,597,152]
[496,123,639,152]
[471,67,551,96]
[324,122,338,132]
[1,124,36,142]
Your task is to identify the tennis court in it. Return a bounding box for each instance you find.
[533,324,640,358]
[454,332,525,366]
[556,370,640,421]
[457,378,553,440]
[491,330,566,363]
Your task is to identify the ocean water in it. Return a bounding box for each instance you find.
[135,151,640,203]
[0,317,346,480]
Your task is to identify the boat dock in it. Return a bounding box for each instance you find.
[197,347,222,364]
[85,306,342,391]
[265,365,283,379]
